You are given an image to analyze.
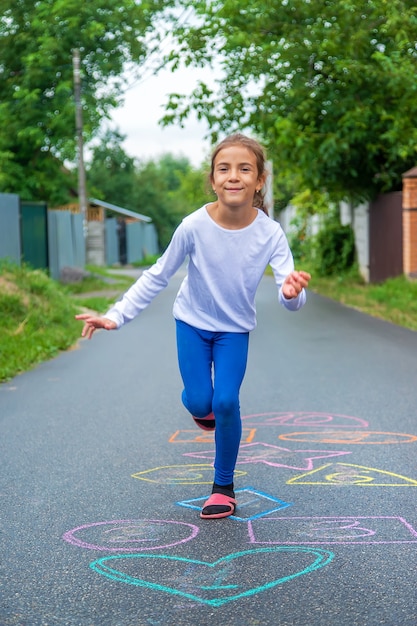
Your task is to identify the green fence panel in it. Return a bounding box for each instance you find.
[20,202,48,270]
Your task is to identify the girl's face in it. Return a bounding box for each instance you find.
[211,145,265,210]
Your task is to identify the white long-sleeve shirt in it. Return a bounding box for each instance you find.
[105,206,306,332]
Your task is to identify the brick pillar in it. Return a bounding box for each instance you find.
[402,166,417,278]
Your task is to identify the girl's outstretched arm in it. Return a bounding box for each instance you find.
[75,314,117,340]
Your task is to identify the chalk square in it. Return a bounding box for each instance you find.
[170,428,256,444]
[248,516,417,544]
[177,487,292,522]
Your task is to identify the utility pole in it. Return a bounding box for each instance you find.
[72,49,88,247]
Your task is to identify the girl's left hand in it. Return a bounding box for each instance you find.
[282,270,311,299]
[75,313,117,339]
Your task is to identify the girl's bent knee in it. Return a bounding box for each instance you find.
[182,390,212,418]
[212,396,239,420]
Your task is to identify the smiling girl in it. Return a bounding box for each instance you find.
[76,133,311,519]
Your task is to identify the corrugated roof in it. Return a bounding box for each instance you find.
[89,198,152,222]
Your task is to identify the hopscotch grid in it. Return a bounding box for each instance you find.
[247,516,417,545]
[61,410,417,605]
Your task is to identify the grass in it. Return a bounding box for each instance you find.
[308,270,417,332]
[62,265,133,312]
[0,262,133,382]
[0,260,416,383]
[131,254,160,268]
[0,262,81,381]
[64,266,132,295]
[73,295,118,312]
[265,260,417,331]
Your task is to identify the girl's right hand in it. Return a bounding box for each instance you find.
[75,314,117,339]
[282,270,311,299]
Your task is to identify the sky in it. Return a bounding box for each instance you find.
[109,64,214,168]
[104,59,276,218]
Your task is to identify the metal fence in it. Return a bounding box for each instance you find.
[0,193,159,279]
[0,193,21,264]
[47,210,86,279]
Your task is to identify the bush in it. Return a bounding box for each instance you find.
[314,217,356,277]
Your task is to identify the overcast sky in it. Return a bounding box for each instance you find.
[107,60,276,216]
[109,64,214,168]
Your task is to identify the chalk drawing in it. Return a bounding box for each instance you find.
[131,464,247,485]
[169,428,256,444]
[62,520,199,552]
[182,443,351,470]
[248,516,417,545]
[286,463,417,486]
[89,547,334,607]
[241,411,369,429]
[177,487,292,521]
[63,403,417,606]
[278,430,417,445]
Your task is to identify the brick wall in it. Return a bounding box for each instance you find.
[402,167,417,278]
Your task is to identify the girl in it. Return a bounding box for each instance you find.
[76,133,311,519]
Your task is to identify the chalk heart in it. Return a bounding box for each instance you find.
[90,547,334,607]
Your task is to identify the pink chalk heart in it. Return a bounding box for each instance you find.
[90,547,333,607]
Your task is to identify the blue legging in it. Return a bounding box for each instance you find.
[175,319,249,486]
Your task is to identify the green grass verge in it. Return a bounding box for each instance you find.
[0,262,82,381]
[308,272,417,332]
[0,262,135,382]
[63,266,132,295]
[74,296,119,312]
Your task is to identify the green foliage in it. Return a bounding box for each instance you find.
[132,157,188,249]
[290,189,333,222]
[163,0,417,202]
[87,132,211,249]
[287,220,313,267]
[284,188,332,265]
[315,216,356,277]
[135,156,212,249]
[0,262,81,381]
[87,129,139,209]
[0,0,167,204]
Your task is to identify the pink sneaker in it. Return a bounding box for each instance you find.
[192,412,215,431]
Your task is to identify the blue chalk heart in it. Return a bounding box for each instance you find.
[90,546,333,607]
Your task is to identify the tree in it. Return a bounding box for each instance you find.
[86,134,210,249]
[87,129,138,210]
[0,0,166,204]
[163,0,417,202]
[133,155,210,249]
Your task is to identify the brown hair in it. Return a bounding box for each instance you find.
[210,133,269,215]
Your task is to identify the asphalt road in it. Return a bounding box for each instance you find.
[1,269,417,626]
